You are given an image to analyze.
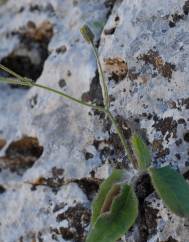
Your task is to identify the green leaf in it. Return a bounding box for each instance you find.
[131,134,151,170]
[86,184,138,242]
[91,169,125,225]
[149,166,189,217]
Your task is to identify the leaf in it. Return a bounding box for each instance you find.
[86,184,138,242]
[91,169,125,225]
[149,166,189,217]
[131,134,151,170]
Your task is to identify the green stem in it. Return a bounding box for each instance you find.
[92,43,109,110]
[0,77,105,112]
[0,64,24,80]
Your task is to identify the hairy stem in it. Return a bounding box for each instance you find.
[0,77,105,113]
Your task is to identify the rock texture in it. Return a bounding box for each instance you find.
[0,0,189,241]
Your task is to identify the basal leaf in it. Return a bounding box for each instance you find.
[149,166,189,217]
[91,169,125,225]
[86,184,138,242]
[131,134,151,170]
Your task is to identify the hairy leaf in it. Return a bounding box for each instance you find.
[86,184,138,242]
[131,134,151,170]
[149,166,189,217]
[91,169,125,225]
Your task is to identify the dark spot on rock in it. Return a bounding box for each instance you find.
[109,95,115,103]
[183,0,189,15]
[152,139,170,158]
[30,168,65,192]
[0,136,43,173]
[168,13,184,28]
[0,21,53,84]
[37,231,44,242]
[53,202,66,213]
[183,131,189,142]
[152,117,177,141]
[104,0,117,8]
[167,100,177,109]
[85,152,94,160]
[59,227,74,240]
[161,236,178,242]
[138,50,176,79]
[0,138,6,150]
[128,67,140,81]
[169,21,176,27]
[29,94,38,108]
[58,79,66,88]
[29,3,54,13]
[75,177,101,201]
[178,118,186,125]
[90,170,95,178]
[114,16,120,22]
[52,167,64,177]
[175,153,181,160]
[18,6,25,13]
[104,57,128,83]
[181,97,189,109]
[6,136,43,158]
[104,27,116,35]
[67,70,72,76]
[29,4,41,11]
[56,203,91,242]
[0,185,6,193]
[172,13,184,22]
[81,70,103,107]
[56,45,67,54]
[99,146,112,162]
[175,138,182,146]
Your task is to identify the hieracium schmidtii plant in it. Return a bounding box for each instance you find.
[0,25,189,242]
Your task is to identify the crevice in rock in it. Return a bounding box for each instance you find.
[0,136,43,174]
[0,21,53,86]
[29,169,101,200]
[135,173,156,242]
[81,70,103,108]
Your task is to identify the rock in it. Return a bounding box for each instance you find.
[0,0,112,241]
[0,0,189,241]
[99,0,189,241]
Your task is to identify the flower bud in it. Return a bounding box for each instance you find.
[80,25,94,44]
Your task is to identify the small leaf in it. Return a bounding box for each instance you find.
[131,134,151,170]
[86,184,138,242]
[80,25,94,44]
[91,169,125,225]
[149,166,189,217]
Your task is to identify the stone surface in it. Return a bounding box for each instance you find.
[0,0,189,241]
